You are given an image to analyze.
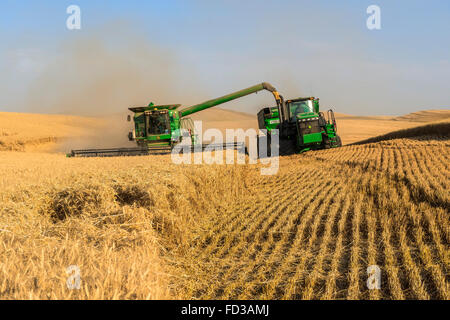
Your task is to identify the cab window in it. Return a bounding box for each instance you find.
[289,101,314,119]
[148,113,170,135]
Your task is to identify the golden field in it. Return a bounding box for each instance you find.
[0,109,448,299]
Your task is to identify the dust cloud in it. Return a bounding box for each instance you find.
[25,24,205,149]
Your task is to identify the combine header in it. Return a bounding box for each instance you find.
[68,83,283,158]
[67,146,168,158]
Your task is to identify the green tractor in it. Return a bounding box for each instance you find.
[257,96,342,156]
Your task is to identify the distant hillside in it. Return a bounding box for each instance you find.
[394,110,450,122]
[190,107,257,136]
[1,108,448,152]
[0,112,98,151]
[190,107,254,121]
[190,108,450,145]
[351,121,450,145]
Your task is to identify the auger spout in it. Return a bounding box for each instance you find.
[180,82,282,117]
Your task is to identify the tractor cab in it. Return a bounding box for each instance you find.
[286,97,319,122]
[284,98,322,148]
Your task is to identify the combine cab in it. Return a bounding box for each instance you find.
[127,103,197,149]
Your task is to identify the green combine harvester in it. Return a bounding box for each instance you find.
[68,82,284,157]
[257,96,342,156]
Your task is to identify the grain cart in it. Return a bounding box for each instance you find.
[257,96,342,156]
[68,82,283,157]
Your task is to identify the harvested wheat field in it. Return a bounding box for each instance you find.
[0,110,449,300]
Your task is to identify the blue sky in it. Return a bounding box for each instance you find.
[0,0,449,115]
